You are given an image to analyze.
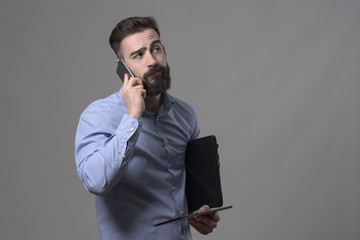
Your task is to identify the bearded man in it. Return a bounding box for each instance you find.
[75,16,220,240]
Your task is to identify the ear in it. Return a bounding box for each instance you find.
[116,58,119,64]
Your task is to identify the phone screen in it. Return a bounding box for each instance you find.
[116,58,134,82]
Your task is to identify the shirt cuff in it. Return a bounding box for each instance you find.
[115,113,142,140]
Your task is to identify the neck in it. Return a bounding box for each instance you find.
[145,93,163,114]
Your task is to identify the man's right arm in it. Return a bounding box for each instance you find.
[75,74,146,196]
[121,73,146,120]
[75,111,141,196]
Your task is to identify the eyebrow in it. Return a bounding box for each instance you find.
[129,40,162,58]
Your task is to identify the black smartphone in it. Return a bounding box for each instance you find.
[116,58,134,82]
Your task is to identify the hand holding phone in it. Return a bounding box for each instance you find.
[118,58,146,119]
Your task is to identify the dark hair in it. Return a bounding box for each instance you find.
[109,16,160,57]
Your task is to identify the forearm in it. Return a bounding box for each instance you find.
[75,113,141,195]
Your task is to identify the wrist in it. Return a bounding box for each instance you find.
[128,111,142,120]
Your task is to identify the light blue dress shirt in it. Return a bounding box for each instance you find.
[75,87,199,240]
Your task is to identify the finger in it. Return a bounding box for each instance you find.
[195,215,217,228]
[130,77,143,87]
[193,205,215,226]
[196,205,219,223]
[140,89,146,99]
[189,221,208,235]
[197,205,210,213]
[126,77,143,88]
[212,212,220,222]
[123,73,130,87]
[188,218,214,235]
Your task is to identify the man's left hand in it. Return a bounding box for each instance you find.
[188,205,220,235]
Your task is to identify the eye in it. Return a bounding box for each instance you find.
[134,52,144,59]
[152,47,161,53]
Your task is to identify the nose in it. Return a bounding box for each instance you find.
[146,52,158,67]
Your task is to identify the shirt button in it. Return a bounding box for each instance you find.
[168,163,172,168]
[165,138,168,144]
[130,126,135,131]
[172,186,176,191]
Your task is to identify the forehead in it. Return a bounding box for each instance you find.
[121,29,160,56]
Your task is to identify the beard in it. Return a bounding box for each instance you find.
[142,63,171,96]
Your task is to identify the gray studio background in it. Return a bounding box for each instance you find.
[1,0,359,239]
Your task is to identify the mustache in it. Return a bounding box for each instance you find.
[143,64,166,79]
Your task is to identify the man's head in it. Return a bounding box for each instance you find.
[109,16,170,96]
[109,16,160,58]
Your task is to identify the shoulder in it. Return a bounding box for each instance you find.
[166,92,200,138]
[170,97,198,125]
[82,90,126,116]
[79,90,126,126]
[84,91,122,113]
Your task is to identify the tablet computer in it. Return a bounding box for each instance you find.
[185,135,223,212]
[153,205,232,227]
